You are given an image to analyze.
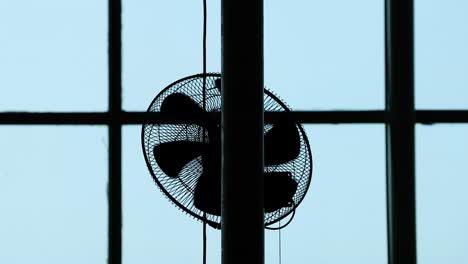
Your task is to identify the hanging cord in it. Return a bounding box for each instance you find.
[278,221,282,264]
[202,0,207,111]
[202,0,208,264]
[265,203,297,230]
[265,205,298,264]
[203,213,207,264]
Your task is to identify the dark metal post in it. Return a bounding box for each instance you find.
[385,0,417,263]
[221,0,264,263]
[108,0,122,263]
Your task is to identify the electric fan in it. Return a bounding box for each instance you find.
[142,73,312,229]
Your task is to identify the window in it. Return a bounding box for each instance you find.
[1,1,467,263]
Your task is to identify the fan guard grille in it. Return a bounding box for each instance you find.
[142,73,312,228]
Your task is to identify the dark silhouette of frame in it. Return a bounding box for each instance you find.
[1,1,468,264]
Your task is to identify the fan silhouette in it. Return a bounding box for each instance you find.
[142,73,312,229]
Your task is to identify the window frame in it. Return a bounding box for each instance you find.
[1,0,468,263]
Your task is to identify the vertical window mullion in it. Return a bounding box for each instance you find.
[108,0,122,263]
[385,0,417,263]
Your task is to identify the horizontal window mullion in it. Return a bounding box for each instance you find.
[1,111,467,125]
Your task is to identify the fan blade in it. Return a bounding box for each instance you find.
[160,93,205,122]
[192,131,299,215]
[153,141,206,178]
[264,119,300,165]
[161,92,219,134]
[194,170,221,216]
[193,142,221,216]
[264,172,297,213]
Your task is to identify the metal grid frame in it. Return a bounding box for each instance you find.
[1,0,467,263]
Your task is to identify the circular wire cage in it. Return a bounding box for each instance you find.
[142,73,312,229]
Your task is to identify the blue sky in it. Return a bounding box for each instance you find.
[0,0,467,263]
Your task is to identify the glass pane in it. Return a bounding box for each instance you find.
[415,0,468,109]
[278,125,387,263]
[123,0,384,111]
[0,1,107,111]
[125,125,387,263]
[0,126,108,263]
[416,125,468,262]
[122,0,221,111]
[265,1,384,110]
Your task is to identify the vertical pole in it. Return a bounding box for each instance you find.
[108,0,122,263]
[385,0,417,263]
[221,0,264,263]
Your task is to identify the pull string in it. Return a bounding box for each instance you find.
[202,0,208,264]
[265,204,297,230]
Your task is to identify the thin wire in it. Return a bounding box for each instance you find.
[202,0,207,112]
[203,213,207,264]
[265,204,297,230]
[278,221,282,264]
[202,1,208,264]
